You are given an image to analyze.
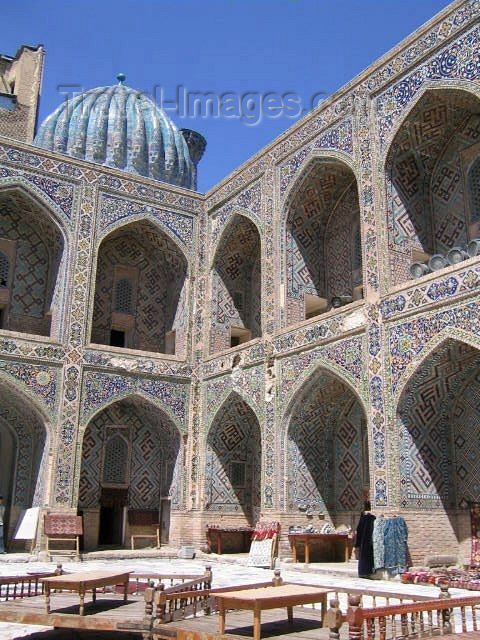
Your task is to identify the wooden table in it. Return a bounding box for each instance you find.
[206,526,253,554]
[40,570,131,615]
[215,584,328,640]
[288,532,352,563]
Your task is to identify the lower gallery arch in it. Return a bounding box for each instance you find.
[0,379,48,551]
[397,338,480,566]
[285,368,368,541]
[79,396,182,550]
[205,394,262,526]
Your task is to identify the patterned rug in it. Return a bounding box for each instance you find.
[470,503,480,567]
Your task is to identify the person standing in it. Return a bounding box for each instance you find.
[0,496,6,553]
[355,501,375,578]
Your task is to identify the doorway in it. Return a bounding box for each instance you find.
[98,487,128,546]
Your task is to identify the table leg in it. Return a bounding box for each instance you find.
[344,539,349,562]
[218,601,226,633]
[305,540,310,564]
[44,585,50,614]
[123,579,129,603]
[321,594,327,625]
[287,605,293,624]
[93,587,97,603]
[218,532,222,555]
[292,540,297,563]
[79,587,85,616]
[253,603,261,640]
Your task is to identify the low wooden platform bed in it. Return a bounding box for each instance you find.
[0,565,480,639]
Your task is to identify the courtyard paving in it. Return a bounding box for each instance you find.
[0,549,468,639]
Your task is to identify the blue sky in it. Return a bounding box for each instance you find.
[4,0,452,193]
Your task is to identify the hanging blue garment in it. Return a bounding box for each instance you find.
[383,516,408,576]
[373,516,386,570]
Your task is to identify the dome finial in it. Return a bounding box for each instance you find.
[117,73,126,85]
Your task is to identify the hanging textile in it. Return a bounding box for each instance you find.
[383,516,408,576]
[470,503,480,567]
[373,515,386,571]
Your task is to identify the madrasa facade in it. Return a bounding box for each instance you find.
[1,0,480,565]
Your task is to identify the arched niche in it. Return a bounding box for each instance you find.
[90,219,188,356]
[0,185,66,339]
[284,157,362,325]
[285,368,368,519]
[0,379,48,548]
[79,395,182,549]
[396,338,480,563]
[210,214,261,354]
[385,88,480,286]
[205,393,262,524]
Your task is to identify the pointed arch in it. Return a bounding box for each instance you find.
[97,210,191,263]
[282,153,362,326]
[206,388,262,435]
[79,393,183,548]
[209,211,262,353]
[0,180,69,339]
[210,207,263,268]
[393,328,480,404]
[0,376,50,533]
[380,80,480,159]
[80,388,186,436]
[90,217,189,356]
[0,177,72,237]
[382,85,480,288]
[281,149,359,213]
[395,336,480,520]
[281,364,369,516]
[204,390,262,523]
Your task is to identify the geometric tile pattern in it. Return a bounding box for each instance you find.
[397,339,480,509]
[210,214,261,353]
[284,159,360,324]
[205,394,261,521]
[0,0,479,559]
[91,220,188,355]
[0,383,46,507]
[0,189,63,333]
[79,395,181,510]
[386,90,480,287]
[286,369,367,513]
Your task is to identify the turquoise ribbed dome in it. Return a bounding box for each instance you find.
[34,80,205,190]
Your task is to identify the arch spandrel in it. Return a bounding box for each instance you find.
[95,213,191,265]
[0,362,60,421]
[98,193,195,257]
[379,81,480,160]
[209,207,263,267]
[389,322,480,403]
[0,177,74,235]
[205,388,262,437]
[80,377,188,434]
[281,150,359,214]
